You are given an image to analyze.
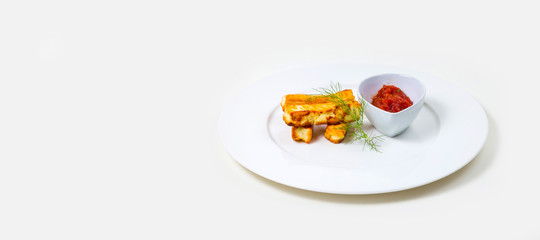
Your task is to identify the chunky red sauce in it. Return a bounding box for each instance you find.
[371,85,413,113]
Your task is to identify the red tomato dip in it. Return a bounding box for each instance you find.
[371,85,413,113]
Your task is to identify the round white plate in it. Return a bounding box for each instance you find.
[219,63,488,194]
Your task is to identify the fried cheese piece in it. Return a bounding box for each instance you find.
[291,126,313,143]
[325,123,348,144]
[281,90,361,127]
[280,89,356,111]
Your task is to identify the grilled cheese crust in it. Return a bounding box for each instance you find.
[280,89,356,111]
[325,123,347,144]
[291,126,313,143]
[281,90,361,127]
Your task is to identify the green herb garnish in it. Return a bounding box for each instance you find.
[311,82,383,152]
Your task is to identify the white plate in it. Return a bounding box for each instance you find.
[219,63,488,194]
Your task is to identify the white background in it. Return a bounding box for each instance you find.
[0,0,537,239]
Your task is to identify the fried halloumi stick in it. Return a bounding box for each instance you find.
[280,89,356,111]
[325,123,348,144]
[291,126,313,143]
[281,90,361,127]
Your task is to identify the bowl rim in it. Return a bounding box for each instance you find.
[358,73,426,115]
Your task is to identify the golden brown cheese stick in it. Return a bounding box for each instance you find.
[325,123,348,144]
[281,89,361,127]
[291,126,313,143]
[280,89,356,111]
[282,99,361,127]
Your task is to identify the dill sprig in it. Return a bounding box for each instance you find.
[311,82,383,152]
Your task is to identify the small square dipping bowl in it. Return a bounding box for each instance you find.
[359,73,426,137]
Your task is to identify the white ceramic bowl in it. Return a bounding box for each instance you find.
[358,74,426,137]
